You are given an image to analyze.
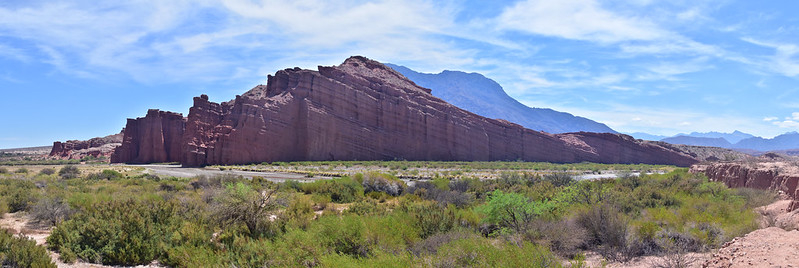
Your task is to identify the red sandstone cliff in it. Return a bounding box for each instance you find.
[112,56,699,167]
[110,109,186,164]
[692,161,799,211]
[50,132,123,160]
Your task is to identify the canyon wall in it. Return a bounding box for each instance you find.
[692,162,799,211]
[112,56,699,167]
[110,109,185,164]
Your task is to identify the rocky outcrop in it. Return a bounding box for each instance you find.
[112,56,699,167]
[692,161,799,211]
[110,109,185,164]
[50,132,123,160]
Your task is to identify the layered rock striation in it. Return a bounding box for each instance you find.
[692,161,799,211]
[112,56,698,167]
[110,109,185,164]
[50,132,123,160]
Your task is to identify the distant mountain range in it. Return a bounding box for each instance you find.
[631,131,799,153]
[386,64,617,134]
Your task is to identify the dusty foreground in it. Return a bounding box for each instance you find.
[703,227,799,267]
[3,200,799,267]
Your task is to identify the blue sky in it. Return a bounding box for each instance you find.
[2,0,799,148]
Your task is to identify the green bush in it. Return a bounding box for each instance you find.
[361,172,406,196]
[38,168,56,176]
[58,165,80,179]
[212,182,283,238]
[0,228,56,267]
[478,190,553,233]
[0,179,37,212]
[300,177,363,203]
[14,168,28,174]
[401,201,456,239]
[47,199,180,265]
[432,237,560,267]
[0,168,7,174]
[86,169,123,180]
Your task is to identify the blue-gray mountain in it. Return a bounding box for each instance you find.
[654,131,799,152]
[386,64,617,134]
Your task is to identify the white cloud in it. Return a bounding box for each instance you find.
[767,112,799,129]
[495,0,666,43]
[0,43,30,63]
[741,37,799,77]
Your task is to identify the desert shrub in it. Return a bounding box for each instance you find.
[543,173,574,187]
[401,201,456,239]
[47,199,180,265]
[313,215,371,257]
[30,197,73,227]
[431,177,450,190]
[86,169,122,180]
[0,179,37,212]
[449,179,469,193]
[0,200,8,216]
[320,250,414,267]
[526,218,587,257]
[14,168,28,174]
[38,168,56,175]
[497,172,539,188]
[576,204,631,261]
[361,172,406,196]
[300,177,363,203]
[212,182,283,238]
[410,230,477,256]
[346,199,382,216]
[58,165,80,179]
[734,187,778,208]
[431,238,560,267]
[478,190,553,233]
[0,168,7,174]
[0,229,56,268]
[406,181,473,208]
[283,195,315,229]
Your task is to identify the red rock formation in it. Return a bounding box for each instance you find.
[110,109,185,163]
[50,132,123,160]
[692,162,799,211]
[112,56,699,167]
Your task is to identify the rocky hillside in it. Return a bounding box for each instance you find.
[50,132,123,160]
[111,56,698,167]
[386,64,617,134]
[691,159,799,211]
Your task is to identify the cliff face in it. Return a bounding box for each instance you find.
[112,56,698,167]
[692,162,799,211]
[110,109,185,164]
[50,132,123,160]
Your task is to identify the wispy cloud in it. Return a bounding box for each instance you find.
[741,37,799,77]
[495,0,666,43]
[769,112,799,128]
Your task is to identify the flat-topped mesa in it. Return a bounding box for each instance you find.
[110,109,186,164]
[112,56,699,167]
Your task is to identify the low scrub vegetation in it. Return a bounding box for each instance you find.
[0,164,769,266]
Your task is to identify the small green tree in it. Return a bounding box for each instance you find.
[478,190,552,233]
[212,182,282,238]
